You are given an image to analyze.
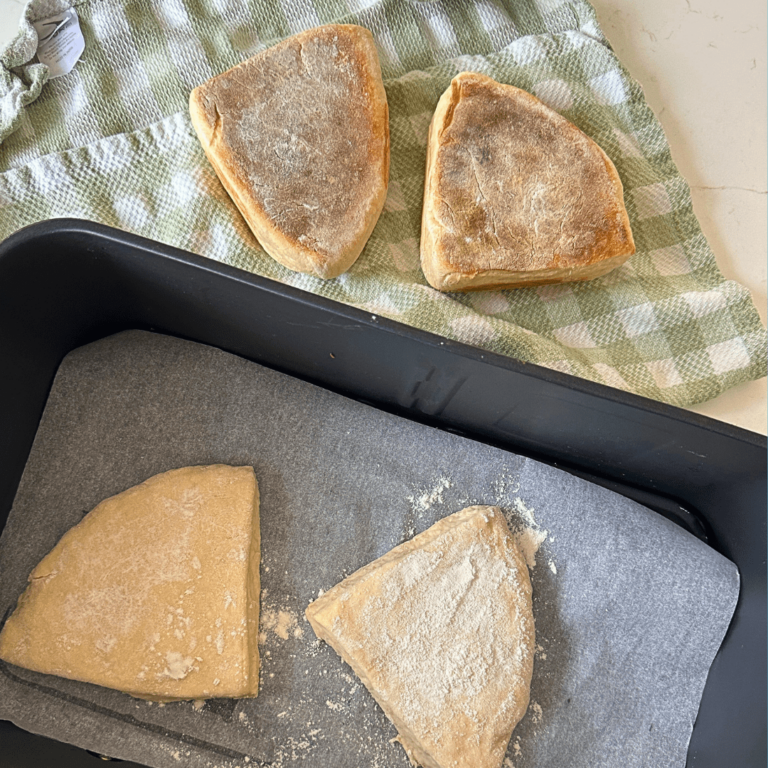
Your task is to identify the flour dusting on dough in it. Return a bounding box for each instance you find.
[513,496,538,528]
[161,651,195,680]
[504,496,548,569]
[514,527,547,569]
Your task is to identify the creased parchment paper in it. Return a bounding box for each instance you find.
[0,331,739,768]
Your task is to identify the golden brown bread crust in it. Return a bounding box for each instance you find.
[189,24,389,279]
[421,72,635,292]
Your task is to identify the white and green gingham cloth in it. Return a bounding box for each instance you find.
[1,0,765,407]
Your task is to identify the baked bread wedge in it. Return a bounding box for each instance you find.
[189,24,390,279]
[0,465,260,701]
[306,505,534,768]
[421,72,635,291]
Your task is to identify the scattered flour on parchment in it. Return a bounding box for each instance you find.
[304,638,325,658]
[259,607,303,644]
[492,469,521,502]
[269,732,324,767]
[162,745,191,764]
[407,477,452,514]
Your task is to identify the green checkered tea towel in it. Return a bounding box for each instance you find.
[1,0,765,407]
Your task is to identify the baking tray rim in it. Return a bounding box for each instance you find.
[2,217,763,447]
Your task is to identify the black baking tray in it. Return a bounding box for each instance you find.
[0,219,764,767]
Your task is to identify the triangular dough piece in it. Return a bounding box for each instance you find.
[0,465,260,701]
[306,505,534,768]
[189,24,390,280]
[421,72,635,291]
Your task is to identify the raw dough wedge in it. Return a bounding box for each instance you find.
[421,72,635,291]
[189,24,390,279]
[306,505,534,768]
[0,465,260,701]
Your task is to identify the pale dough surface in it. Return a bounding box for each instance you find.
[421,72,635,292]
[0,465,261,701]
[306,505,534,768]
[189,24,390,280]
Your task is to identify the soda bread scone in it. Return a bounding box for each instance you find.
[189,24,390,280]
[421,72,635,291]
[306,505,534,768]
[0,465,260,701]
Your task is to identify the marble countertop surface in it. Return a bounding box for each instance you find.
[1,0,765,434]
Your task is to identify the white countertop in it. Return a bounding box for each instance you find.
[1,0,765,434]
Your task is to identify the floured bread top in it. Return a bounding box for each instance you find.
[189,24,389,279]
[306,505,534,768]
[0,465,260,701]
[421,72,635,291]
